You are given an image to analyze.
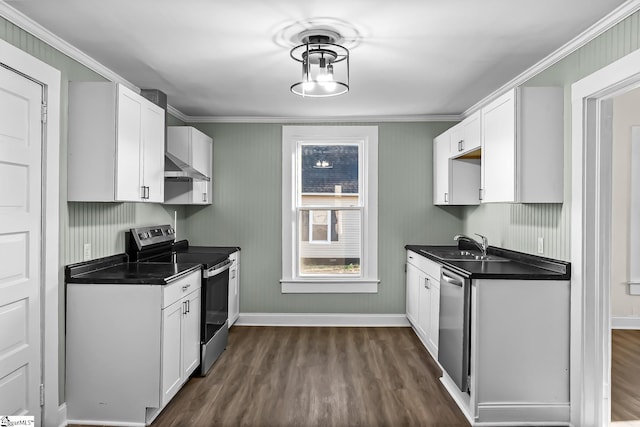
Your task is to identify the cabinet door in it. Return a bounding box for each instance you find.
[191,128,211,178]
[406,262,420,326]
[481,90,517,203]
[418,274,430,338]
[451,112,481,156]
[191,130,212,204]
[463,112,481,153]
[426,279,440,357]
[182,289,201,378]
[141,101,165,203]
[228,265,239,326]
[161,299,183,406]
[433,132,450,205]
[115,85,143,201]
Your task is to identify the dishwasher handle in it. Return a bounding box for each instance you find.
[441,270,464,287]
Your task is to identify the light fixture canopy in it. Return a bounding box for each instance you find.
[290,30,349,97]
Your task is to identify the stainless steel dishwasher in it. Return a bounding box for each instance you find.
[438,267,471,393]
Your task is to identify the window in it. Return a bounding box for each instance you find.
[282,126,378,293]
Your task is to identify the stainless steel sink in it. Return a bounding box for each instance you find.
[419,249,510,262]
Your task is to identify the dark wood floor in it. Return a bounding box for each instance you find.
[73,326,470,427]
[611,329,640,424]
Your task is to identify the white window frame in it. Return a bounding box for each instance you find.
[281,126,379,293]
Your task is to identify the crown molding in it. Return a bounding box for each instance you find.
[0,1,142,93]
[462,0,640,117]
[166,105,190,122]
[183,114,461,123]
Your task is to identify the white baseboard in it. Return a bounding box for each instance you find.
[58,403,67,427]
[611,316,640,329]
[235,313,410,327]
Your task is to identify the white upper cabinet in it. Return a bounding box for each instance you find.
[67,82,165,202]
[433,120,481,206]
[164,126,213,205]
[481,87,563,203]
[450,111,481,157]
[433,130,451,205]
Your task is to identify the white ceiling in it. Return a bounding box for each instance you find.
[5,0,630,120]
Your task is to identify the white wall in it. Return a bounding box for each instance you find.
[611,87,640,319]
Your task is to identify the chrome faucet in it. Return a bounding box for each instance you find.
[454,233,488,256]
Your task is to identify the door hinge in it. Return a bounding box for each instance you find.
[41,103,48,124]
[40,383,44,406]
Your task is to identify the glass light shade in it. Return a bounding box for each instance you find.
[290,36,349,98]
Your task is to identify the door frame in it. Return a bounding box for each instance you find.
[0,39,60,425]
[571,47,640,426]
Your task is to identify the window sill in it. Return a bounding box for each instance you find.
[280,279,379,294]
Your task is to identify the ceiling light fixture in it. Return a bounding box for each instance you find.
[290,30,349,98]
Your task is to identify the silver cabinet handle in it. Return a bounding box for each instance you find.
[182,301,187,315]
[444,192,449,203]
[441,272,463,287]
[479,188,483,201]
[202,192,207,202]
[186,299,190,313]
[182,284,191,292]
[424,277,430,289]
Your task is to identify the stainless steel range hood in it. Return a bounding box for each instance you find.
[164,152,210,182]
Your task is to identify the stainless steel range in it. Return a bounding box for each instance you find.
[126,224,234,376]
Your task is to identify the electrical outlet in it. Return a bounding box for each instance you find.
[537,237,544,254]
[83,243,91,261]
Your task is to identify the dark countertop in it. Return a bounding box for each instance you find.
[405,245,570,280]
[65,254,202,285]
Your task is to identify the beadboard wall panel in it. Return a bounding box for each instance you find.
[463,10,640,261]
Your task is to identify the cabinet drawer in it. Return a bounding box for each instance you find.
[406,251,441,279]
[163,270,201,308]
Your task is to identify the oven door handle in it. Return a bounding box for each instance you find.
[204,259,232,278]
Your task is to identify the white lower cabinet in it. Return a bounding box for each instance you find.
[407,249,571,425]
[469,278,570,424]
[161,282,201,406]
[65,270,201,426]
[228,251,240,326]
[405,250,440,358]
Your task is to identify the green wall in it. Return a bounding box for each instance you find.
[183,122,463,314]
[463,10,640,261]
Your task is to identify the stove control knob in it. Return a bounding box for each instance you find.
[167,227,174,235]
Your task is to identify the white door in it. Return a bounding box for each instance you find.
[0,65,43,422]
